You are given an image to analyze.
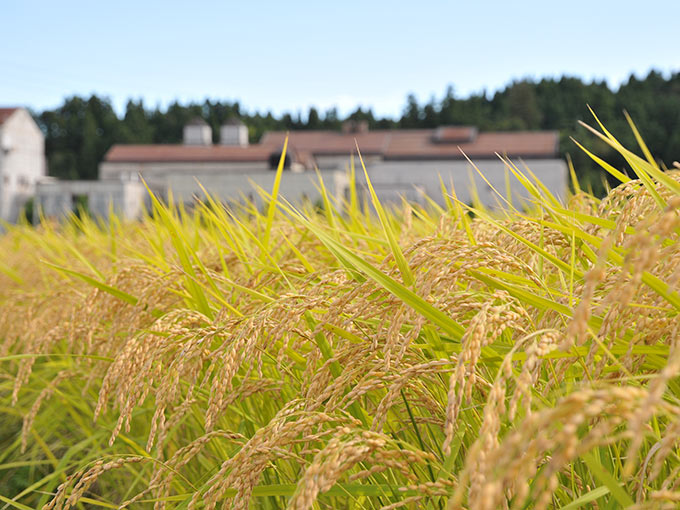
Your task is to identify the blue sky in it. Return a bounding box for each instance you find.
[3,0,679,117]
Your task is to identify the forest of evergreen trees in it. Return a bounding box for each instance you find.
[35,70,680,196]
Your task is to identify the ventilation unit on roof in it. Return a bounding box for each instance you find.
[220,118,249,147]
[183,118,212,146]
[341,120,369,134]
[432,126,478,144]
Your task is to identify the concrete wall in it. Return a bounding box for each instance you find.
[315,154,383,170]
[35,180,145,222]
[100,161,270,196]
[167,169,347,209]
[358,158,568,209]
[95,156,566,219]
[100,157,566,215]
[0,109,45,222]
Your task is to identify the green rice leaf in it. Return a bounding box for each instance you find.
[582,451,634,508]
[263,135,289,249]
[557,486,610,510]
[356,143,415,287]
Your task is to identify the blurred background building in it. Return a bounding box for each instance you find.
[0,108,46,223]
[17,116,567,221]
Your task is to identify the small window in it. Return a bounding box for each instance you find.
[72,194,89,218]
[268,152,291,170]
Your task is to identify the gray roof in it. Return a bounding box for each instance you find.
[223,117,245,127]
[187,117,208,126]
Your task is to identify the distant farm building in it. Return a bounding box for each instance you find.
[31,118,567,222]
[97,120,566,213]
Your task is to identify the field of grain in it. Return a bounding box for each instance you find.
[1,119,679,509]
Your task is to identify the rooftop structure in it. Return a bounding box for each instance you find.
[104,126,559,167]
[183,117,212,146]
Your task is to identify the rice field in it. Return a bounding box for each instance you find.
[1,116,679,509]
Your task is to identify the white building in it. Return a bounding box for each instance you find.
[0,108,46,223]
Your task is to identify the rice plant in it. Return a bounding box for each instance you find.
[1,115,679,510]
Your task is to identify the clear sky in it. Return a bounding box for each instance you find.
[3,0,679,118]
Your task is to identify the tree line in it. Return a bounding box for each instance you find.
[35,70,680,195]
